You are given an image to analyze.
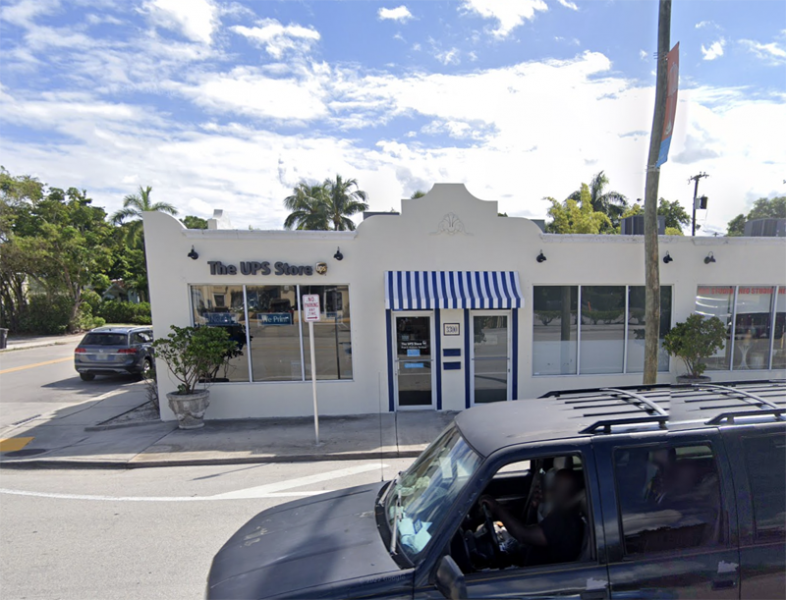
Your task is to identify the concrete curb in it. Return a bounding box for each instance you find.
[0,340,78,353]
[0,449,422,470]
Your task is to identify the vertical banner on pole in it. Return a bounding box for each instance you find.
[302,294,321,444]
[656,42,680,167]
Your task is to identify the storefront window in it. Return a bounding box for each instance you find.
[246,285,302,381]
[189,284,353,383]
[580,286,626,374]
[774,288,786,370]
[301,285,353,380]
[734,287,775,370]
[532,286,578,375]
[695,286,734,370]
[190,285,250,382]
[626,286,672,373]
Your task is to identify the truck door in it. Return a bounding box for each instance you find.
[594,430,741,599]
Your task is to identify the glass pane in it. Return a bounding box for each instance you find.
[614,445,723,555]
[190,285,249,382]
[301,285,353,380]
[734,286,774,370]
[533,286,578,375]
[398,360,432,406]
[473,315,508,357]
[774,287,786,370]
[246,285,301,381]
[744,434,786,542]
[474,358,508,404]
[695,286,734,370]
[395,316,431,358]
[580,286,625,374]
[626,286,672,373]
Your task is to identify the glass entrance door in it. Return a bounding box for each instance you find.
[471,312,511,404]
[394,314,434,409]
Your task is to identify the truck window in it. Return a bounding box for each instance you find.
[614,444,722,555]
[743,434,786,543]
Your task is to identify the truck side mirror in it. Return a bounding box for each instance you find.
[435,555,468,600]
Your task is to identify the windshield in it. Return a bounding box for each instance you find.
[385,425,481,561]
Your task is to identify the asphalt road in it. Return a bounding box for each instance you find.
[0,458,411,600]
[0,340,140,430]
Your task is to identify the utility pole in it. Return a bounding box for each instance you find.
[643,0,672,385]
[689,172,709,236]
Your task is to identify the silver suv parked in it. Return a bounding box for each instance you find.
[74,326,154,381]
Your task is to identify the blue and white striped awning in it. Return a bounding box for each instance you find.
[385,271,523,310]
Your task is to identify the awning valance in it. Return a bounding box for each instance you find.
[385,271,523,311]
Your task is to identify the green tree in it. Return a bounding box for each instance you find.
[620,199,690,234]
[283,176,369,231]
[411,190,427,199]
[546,183,612,234]
[323,175,369,231]
[111,186,178,248]
[568,170,627,230]
[181,215,208,229]
[283,182,330,230]
[727,196,786,236]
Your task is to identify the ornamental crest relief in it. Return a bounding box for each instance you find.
[432,212,471,236]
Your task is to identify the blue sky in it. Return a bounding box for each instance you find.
[1,0,784,233]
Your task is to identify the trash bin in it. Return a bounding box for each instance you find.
[0,328,8,350]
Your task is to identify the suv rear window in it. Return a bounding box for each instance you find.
[81,333,128,346]
[743,433,786,543]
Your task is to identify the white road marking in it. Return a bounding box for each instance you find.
[0,463,388,503]
[211,463,386,500]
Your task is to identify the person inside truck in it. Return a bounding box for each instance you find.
[479,469,585,566]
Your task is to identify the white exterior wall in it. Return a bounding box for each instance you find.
[144,184,786,421]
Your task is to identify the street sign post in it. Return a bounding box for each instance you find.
[302,294,321,444]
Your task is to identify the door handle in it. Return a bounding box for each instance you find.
[580,591,607,600]
[712,579,736,591]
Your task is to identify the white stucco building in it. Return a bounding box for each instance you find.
[144,184,786,421]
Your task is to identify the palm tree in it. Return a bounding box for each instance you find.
[283,183,330,230]
[568,171,627,229]
[323,175,368,231]
[111,186,178,247]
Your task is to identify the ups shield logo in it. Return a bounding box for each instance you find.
[315,262,328,275]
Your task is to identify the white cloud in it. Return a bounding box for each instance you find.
[556,0,578,10]
[639,49,648,60]
[378,6,413,22]
[695,20,714,29]
[701,38,725,61]
[143,0,218,44]
[0,0,59,27]
[461,0,548,38]
[232,19,320,58]
[435,48,460,65]
[740,38,786,65]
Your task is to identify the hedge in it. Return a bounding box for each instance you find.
[97,301,152,325]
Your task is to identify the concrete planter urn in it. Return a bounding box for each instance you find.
[167,389,210,429]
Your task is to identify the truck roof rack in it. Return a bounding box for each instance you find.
[671,380,786,426]
[706,408,786,426]
[579,415,668,435]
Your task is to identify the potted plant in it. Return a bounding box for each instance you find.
[663,314,727,384]
[152,325,237,429]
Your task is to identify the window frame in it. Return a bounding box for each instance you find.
[610,439,729,559]
[188,283,355,384]
[532,284,673,377]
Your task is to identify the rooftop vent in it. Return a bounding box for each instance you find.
[743,218,786,237]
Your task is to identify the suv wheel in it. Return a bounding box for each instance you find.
[80,373,95,382]
[138,358,153,381]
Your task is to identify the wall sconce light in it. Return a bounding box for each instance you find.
[333,247,344,261]
[536,251,547,263]
[187,246,199,260]
[704,252,716,264]
[663,252,673,264]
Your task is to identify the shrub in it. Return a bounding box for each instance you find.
[153,325,237,395]
[18,295,71,334]
[663,314,727,378]
[97,300,151,324]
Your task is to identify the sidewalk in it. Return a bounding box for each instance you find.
[1,332,85,352]
[0,386,454,469]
